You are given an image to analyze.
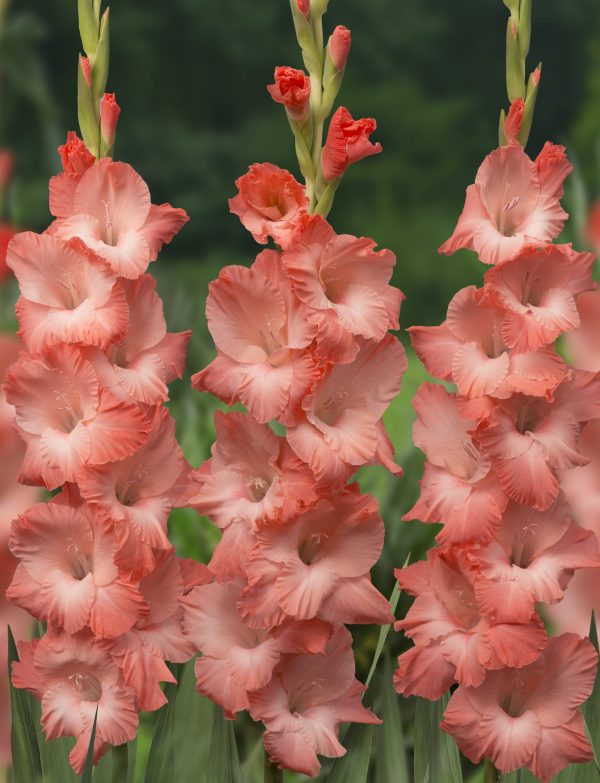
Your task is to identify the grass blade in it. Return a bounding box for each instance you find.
[366,554,409,688]
[205,705,244,783]
[327,723,374,783]
[375,653,409,783]
[144,663,178,783]
[8,625,43,783]
[414,693,462,783]
[81,707,98,783]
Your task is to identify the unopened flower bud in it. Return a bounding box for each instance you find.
[504,98,524,144]
[0,149,15,193]
[328,26,351,71]
[267,66,311,124]
[322,106,382,182]
[100,93,121,154]
[296,0,310,16]
[58,131,96,173]
[80,56,92,88]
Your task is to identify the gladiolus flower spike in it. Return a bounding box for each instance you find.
[395,2,600,781]
[187,1,405,778]
[5,0,192,773]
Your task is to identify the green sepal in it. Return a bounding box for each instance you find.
[8,625,44,783]
[93,0,102,24]
[92,7,110,100]
[78,0,99,56]
[498,108,508,147]
[320,49,344,121]
[518,62,541,148]
[502,0,520,14]
[78,54,100,156]
[314,178,339,218]
[505,18,525,101]
[518,0,532,58]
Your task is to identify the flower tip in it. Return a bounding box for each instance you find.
[79,55,92,88]
[100,92,122,152]
[329,25,352,71]
[504,97,525,144]
[296,0,310,16]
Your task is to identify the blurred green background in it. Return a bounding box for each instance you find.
[2,0,600,781]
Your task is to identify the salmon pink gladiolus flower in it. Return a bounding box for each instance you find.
[187,411,318,580]
[8,231,128,354]
[409,285,568,400]
[321,107,382,182]
[181,579,332,717]
[107,550,206,711]
[282,216,403,363]
[83,274,190,404]
[473,497,600,623]
[58,131,96,174]
[77,406,192,549]
[240,489,391,627]
[440,634,598,781]
[100,93,121,150]
[484,243,594,352]
[286,335,406,484]
[48,158,189,279]
[394,548,547,699]
[405,384,508,546]
[229,163,308,249]
[249,626,380,778]
[12,629,139,773]
[192,249,317,424]
[3,344,151,489]
[478,372,600,511]
[7,500,145,637]
[267,67,311,123]
[586,201,600,253]
[503,98,525,143]
[439,143,573,265]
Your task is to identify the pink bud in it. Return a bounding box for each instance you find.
[267,66,311,123]
[100,93,122,151]
[80,56,92,88]
[504,98,524,144]
[532,65,541,86]
[58,131,96,173]
[296,0,310,16]
[0,149,15,193]
[322,106,382,181]
[329,26,351,71]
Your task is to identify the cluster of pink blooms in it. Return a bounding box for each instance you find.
[3,125,205,772]
[546,202,600,636]
[394,105,600,780]
[180,2,406,775]
[0,149,40,766]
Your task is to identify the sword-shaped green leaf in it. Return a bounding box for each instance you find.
[8,625,43,783]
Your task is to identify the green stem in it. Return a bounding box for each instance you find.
[264,753,283,783]
[112,743,128,783]
[483,758,500,783]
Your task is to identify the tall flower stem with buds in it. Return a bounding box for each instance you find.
[184,0,405,779]
[394,1,600,780]
[5,1,195,774]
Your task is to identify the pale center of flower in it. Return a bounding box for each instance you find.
[118,467,147,506]
[66,537,93,579]
[101,200,117,245]
[318,386,350,425]
[520,268,544,307]
[248,476,270,502]
[54,388,84,432]
[258,319,284,356]
[68,672,102,702]
[56,266,82,309]
[298,532,327,565]
[497,183,521,236]
[509,522,539,567]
